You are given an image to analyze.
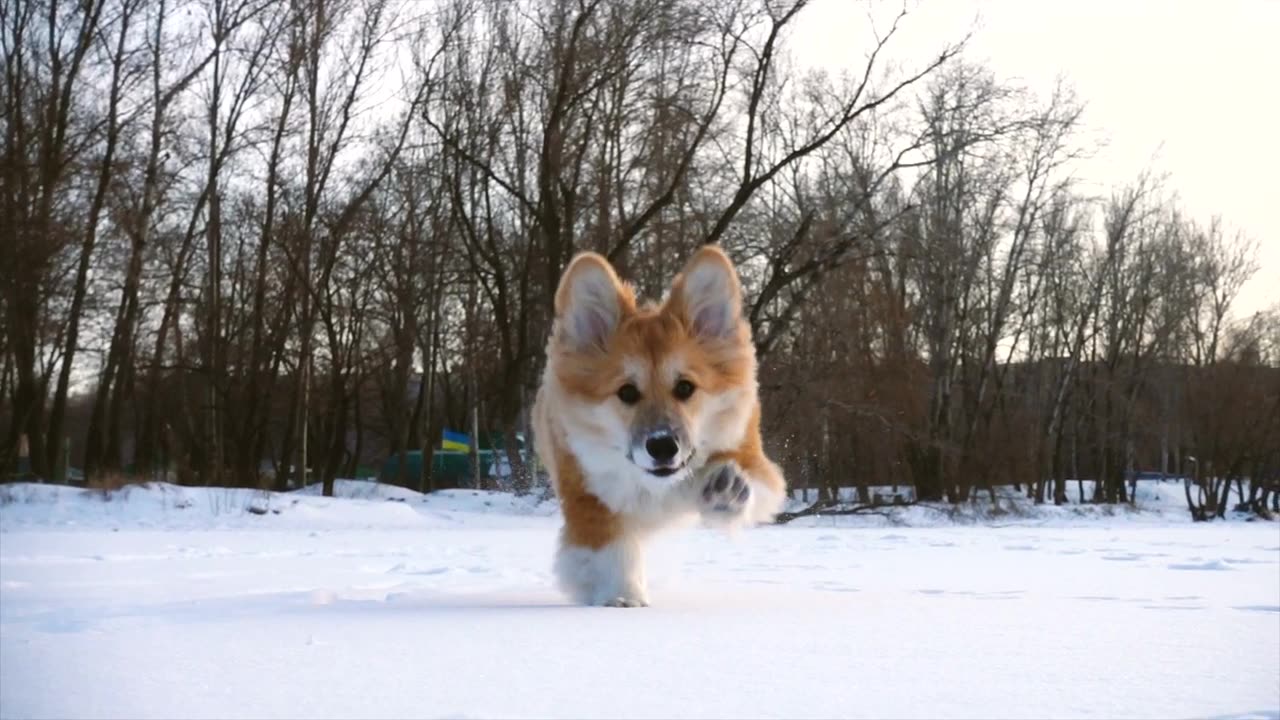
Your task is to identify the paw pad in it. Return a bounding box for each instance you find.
[701,463,751,514]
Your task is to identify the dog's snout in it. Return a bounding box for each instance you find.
[645,433,679,464]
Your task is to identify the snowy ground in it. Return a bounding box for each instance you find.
[1,481,1277,720]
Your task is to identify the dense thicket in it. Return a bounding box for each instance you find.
[2,0,1275,516]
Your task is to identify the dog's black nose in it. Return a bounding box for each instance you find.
[645,434,679,464]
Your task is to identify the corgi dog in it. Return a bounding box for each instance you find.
[531,245,786,607]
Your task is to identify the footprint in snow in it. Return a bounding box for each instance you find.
[1167,560,1234,571]
[1231,605,1280,614]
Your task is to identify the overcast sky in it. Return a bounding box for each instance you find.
[791,0,1278,320]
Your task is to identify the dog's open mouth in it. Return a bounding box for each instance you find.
[634,449,692,478]
[645,458,690,478]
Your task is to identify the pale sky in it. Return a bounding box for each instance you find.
[792,0,1279,319]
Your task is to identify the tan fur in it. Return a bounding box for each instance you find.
[706,404,785,493]
[551,445,620,549]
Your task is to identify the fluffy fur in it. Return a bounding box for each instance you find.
[532,245,787,607]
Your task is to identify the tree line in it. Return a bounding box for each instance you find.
[2,0,1276,517]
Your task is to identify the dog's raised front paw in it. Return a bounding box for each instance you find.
[700,462,751,515]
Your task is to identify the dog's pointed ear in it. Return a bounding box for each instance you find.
[668,245,744,340]
[554,252,632,351]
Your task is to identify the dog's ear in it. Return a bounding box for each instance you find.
[555,252,632,351]
[667,245,744,340]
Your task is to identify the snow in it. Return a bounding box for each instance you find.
[0,480,558,532]
[2,481,1277,720]
[783,478,1244,527]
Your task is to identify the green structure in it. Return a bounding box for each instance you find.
[379,432,528,490]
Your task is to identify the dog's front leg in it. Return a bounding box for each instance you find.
[695,456,786,528]
[554,531,649,607]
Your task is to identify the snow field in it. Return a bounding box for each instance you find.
[1,482,1277,719]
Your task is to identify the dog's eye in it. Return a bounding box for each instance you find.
[673,379,695,401]
[617,383,641,405]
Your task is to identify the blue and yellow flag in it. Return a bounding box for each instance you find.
[442,429,471,452]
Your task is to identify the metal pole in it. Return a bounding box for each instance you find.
[471,401,480,491]
[301,354,310,490]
